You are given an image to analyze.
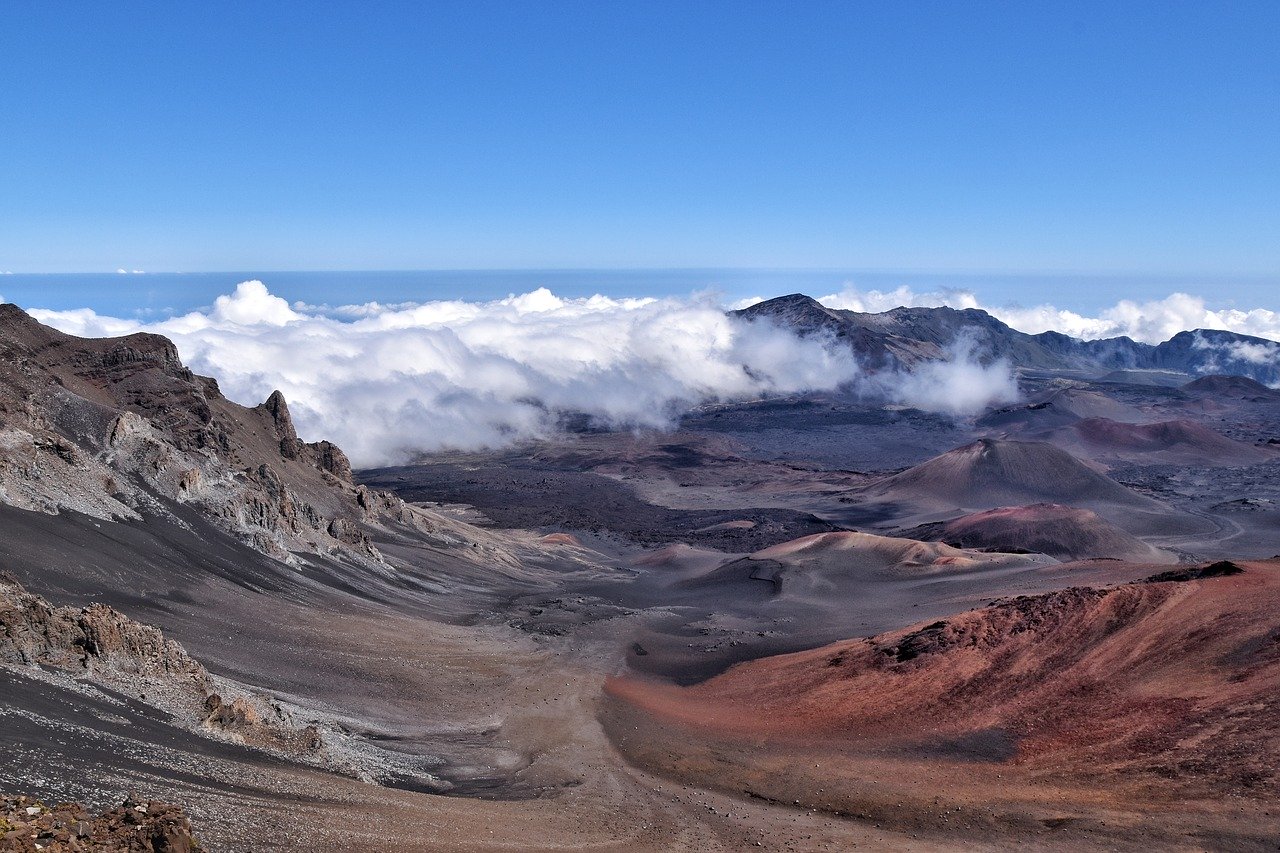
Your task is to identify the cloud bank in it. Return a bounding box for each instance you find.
[32,282,872,466]
[27,280,1279,467]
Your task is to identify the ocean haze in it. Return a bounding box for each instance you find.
[3,269,1279,319]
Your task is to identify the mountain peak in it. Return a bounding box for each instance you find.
[728,294,1280,383]
[754,293,824,307]
[0,303,62,347]
[735,293,832,321]
[260,389,303,458]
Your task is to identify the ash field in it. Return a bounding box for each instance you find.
[4,294,1280,851]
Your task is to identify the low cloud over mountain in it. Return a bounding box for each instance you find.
[28,283,867,466]
[24,281,1280,467]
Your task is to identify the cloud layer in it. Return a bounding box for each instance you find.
[27,280,1279,467]
[33,282,870,466]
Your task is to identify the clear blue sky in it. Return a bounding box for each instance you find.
[1,1,1277,275]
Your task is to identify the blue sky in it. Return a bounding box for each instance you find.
[1,1,1278,278]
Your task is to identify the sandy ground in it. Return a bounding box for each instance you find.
[602,563,1280,851]
[3,595,962,851]
[5,381,1280,850]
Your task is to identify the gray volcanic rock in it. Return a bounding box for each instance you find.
[1097,368,1194,387]
[0,573,323,757]
[978,388,1147,433]
[0,303,419,564]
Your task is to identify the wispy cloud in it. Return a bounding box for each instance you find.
[880,330,1018,416]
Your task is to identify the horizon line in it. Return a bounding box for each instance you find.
[3,266,1279,279]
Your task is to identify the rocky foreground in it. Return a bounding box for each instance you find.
[0,573,321,758]
[0,795,199,852]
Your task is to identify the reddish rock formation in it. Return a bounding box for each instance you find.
[906,502,1172,562]
[609,560,1280,795]
[0,794,201,852]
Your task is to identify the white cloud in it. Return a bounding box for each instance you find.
[26,280,1280,466]
[27,307,143,338]
[211,280,301,326]
[880,331,1019,416]
[32,283,868,466]
[1212,339,1280,364]
[819,284,982,313]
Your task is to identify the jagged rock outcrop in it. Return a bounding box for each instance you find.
[0,794,201,852]
[0,304,412,565]
[260,389,301,459]
[0,572,209,696]
[312,439,353,481]
[0,574,322,757]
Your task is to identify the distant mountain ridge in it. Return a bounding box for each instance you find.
[736,294,1280,384]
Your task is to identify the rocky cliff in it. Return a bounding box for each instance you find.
[0,303,441,565]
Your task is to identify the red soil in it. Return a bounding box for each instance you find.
[539,532,583,547]
[928,503,1171,562]
[608,560,1280,792]
[1066,417,1276,465]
